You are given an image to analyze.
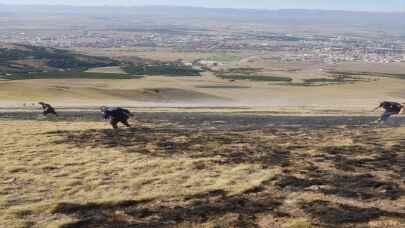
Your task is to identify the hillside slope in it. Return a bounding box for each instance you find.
[0,43,120,75]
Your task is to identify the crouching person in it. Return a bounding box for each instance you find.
[373,101,405,124]
[101,106,133,129]
[38,102,58,116]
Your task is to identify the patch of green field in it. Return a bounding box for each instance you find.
[223,68,261,74]
[214,68,292,82]
[281,74,370,87]
[0,44,120,75]
[328,71,405,80]
[207,53,242,62]
[304,78,343,83]
[195,85,250,89]
[123,63,201,76]
[303,75,362,84]
[0,72,143,80]
[217,74,292,82]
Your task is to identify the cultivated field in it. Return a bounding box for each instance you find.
[1,111,405,227]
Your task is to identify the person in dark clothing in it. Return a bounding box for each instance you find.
[373,101,404,123]
[38,102,58,116]
[101,106,133,129]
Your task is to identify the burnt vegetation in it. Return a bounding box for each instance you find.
[40,113,405,227]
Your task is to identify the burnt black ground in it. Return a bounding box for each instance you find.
[2,110,405,227]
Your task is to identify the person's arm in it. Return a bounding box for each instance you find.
[372,105,381,112]
[45,104,52,111]
[399,106,404,115]
[102,111,110,119]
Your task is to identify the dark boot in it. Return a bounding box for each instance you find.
[110,119,119,129]
[121,119,131,128]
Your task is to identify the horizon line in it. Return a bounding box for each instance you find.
[1,3,405,14]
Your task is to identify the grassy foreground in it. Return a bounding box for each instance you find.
[1,113,405,227]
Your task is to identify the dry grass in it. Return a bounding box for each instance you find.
[1,114,405,227]
[0,119,276,227]
[75,48,232,62]
[85,66,128,74]
[1,49,405,110]
[0,79,230,106]
[1,69,405,109]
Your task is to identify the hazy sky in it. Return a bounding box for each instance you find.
[1,0,404,12]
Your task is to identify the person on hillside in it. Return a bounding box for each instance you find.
[373,101,405,124]
[101,106,133,129]
[38,102,58,116]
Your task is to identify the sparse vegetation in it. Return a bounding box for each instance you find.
[0,72,143,80]
[123,63,202,76]
[282,74,371,87]
[224,67,262,74]
[1,113,405,227]
[328,71,405,80]
[214,67,292,82]
[282,218,312,228]
[0,44,120,75]
[207,53,242,62]
[303,75,366,84]
[0,44,205,79]
[217,74,293,82]
[195,85,250,89]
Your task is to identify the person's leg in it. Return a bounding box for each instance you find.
[121,118,131,128]
[110,119,119,129]
[379,111,392,123]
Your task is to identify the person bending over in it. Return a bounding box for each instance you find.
[373,101,404,124]
[101,106,133,129]
[38,102,58,116]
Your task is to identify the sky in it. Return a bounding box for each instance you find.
[0,0,404,12]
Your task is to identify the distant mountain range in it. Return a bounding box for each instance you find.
[0,5,405,37]
[1,4,405,33]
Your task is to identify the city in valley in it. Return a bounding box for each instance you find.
[0,4,405,228]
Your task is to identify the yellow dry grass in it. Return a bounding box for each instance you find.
[0,77,231,107]
[1,73,405,110]
[2,47,405,110]
[75,48,221,62]
[0,120,277,227]
[85,66,128,74]
[1,113,405,227]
